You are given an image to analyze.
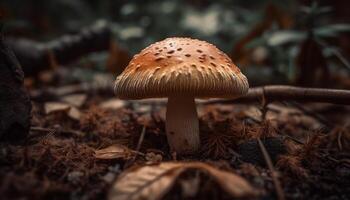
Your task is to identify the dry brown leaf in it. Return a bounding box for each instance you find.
[99,98,127,110]
[94,144,134,160]
[108,162,257,200]
[44,102,81,120]
[61,94,87,107]
[67,106,82,120]
[45,102,70,114]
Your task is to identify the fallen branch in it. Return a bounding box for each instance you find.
[204,85,350,105]
[31,85,350,106]
[6,21,111,76]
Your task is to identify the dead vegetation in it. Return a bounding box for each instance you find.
[1,1,350,199]
[1,98,349,200]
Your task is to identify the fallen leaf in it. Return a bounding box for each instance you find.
[99,98,126,110]
[108,162,257,200]
[45,102,70,114]
[94,144,134,160]
[44,102,81,120]
[61,94,87,107]
[68,106,81,121]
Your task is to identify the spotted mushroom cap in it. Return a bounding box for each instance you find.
[115,37,249,99]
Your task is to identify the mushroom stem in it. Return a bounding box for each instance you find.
[166,96,200,154]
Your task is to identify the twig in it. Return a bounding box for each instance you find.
[130,150,145,156]
[261,87,268,120]
[318,39,350,71]
[204,85,350,105]
[337,129,343,151]
[243,110,305,146]
[124,126,146,168]
[135,126,146,153]
[29,126,84,137]
[257,138,285,200]
[282,134,304,145]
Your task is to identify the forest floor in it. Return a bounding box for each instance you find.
[0,90,349,200]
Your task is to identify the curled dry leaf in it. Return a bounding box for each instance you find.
[108,162,257,200]
[94,144,134,160]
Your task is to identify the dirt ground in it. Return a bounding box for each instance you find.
[0,94,349,200]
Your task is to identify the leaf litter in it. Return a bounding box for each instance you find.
[108,162,257,200]
[1,99,349,200]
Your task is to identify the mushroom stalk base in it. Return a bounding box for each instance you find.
[166,96,200,154]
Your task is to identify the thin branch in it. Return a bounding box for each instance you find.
[282,135,304,145]
[125,126,146,168]
[257,138,285,200]
[204,85,350,105]
[29,126,84,137]
[135,126,147,153]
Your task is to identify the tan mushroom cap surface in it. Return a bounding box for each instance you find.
[115,37,249,99]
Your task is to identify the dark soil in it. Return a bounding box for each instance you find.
[0,97,349,200]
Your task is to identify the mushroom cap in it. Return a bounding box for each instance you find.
[115,37,249,99]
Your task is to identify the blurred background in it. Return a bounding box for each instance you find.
[1,0,350,90]
[1,2,350,199]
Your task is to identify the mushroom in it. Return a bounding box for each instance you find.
[115,37,249,154]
